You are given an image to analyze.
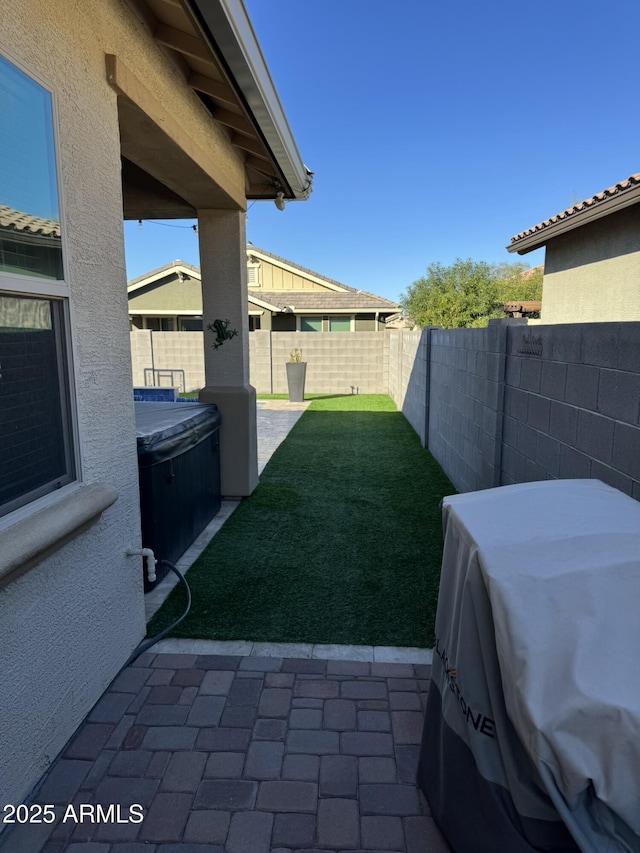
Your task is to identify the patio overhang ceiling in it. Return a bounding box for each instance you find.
[117,0,313,219]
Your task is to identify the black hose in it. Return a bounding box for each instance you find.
[124,559,192,667]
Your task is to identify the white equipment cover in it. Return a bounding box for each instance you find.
[424,480,640,852]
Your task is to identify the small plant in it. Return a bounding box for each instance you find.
[208,318,239,350]
[289,348,303,363]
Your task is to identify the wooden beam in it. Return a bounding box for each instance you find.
[154,23,213,63]
[231,133,269,158]
[189,73,238,108]
[105,55,245,210]
[212,108,254,136]
[245,156,277,177]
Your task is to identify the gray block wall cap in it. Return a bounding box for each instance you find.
[190,0,314,202]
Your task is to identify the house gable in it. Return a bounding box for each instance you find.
[128,269,203,314]
[248,246,348,293]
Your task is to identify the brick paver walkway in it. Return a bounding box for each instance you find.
[9,652,451,852]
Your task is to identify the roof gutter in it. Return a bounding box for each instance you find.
[188,0,313,201]
[507,184,640,255]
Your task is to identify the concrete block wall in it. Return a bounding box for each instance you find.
[130,330,152,387]
[130,330,205,391]
[255,332,389,395]
[428,325,506,493]
[502,323,640,498]
[388,330,429,446]
[249,331,273,393]
[132,331,389,396]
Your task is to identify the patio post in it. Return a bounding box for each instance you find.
[197,208,258,497]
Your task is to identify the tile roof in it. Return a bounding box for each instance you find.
[256,290,398,311]
[509,173,640,249]
[0,204,61,238]
[128,259,200,287]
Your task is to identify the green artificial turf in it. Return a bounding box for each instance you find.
[147,394,455,648]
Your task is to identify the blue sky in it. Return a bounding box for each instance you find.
[124,0,640,304]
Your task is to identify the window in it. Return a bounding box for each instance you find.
[0,295,74,516]
[0,56,76,518]
[179,317,203,332]
[0,56,62,279]
[247,264,260,287]
[329,316,351,332]
[146,317,175,331]
[300,316,322,332]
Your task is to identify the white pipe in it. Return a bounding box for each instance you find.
[126,548,157,583]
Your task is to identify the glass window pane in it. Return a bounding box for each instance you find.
[0,294,74,516]
[180,317,203,331]
[300,316,322,332]
[0,56,62,279]
[329,316,351,332]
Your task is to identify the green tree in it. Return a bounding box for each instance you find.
[495,263,543,303]
[400,259,542,329]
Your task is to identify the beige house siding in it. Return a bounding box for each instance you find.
[130,276,203,313]
[541,205,640,324]
[256,256,327,291]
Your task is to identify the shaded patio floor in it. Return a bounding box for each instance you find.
[5,651,450,852]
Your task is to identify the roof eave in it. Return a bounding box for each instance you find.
[507,185,640,255]
[188,0,312,202]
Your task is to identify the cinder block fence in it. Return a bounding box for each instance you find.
[131,329,389,395]
[131,322,640,499]
[391,322,640,500]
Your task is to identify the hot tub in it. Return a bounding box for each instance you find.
[134,401,221,590]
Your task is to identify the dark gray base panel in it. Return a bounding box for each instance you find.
[416,681,579,853]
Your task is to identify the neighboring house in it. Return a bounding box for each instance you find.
[507,174,640,323]
[128,247,399,332]
[385,312,416,330]
[0,0,309,811]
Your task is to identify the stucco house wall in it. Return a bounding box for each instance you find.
[542,205,640,324]
[508,173,640,324]
[131,275,204,314]
[0,0,247,808]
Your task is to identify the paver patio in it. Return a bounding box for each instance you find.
[1,403,450,852]
[4,652,451,852]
